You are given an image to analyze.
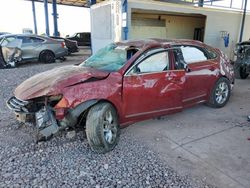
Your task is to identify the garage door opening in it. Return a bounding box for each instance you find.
[131,10,206,42]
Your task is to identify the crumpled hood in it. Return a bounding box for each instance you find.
[15,65,109,100]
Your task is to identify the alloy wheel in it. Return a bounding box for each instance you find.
[103,110,117,144]
[215,81,229,104]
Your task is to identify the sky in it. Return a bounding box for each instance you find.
[0,0,90,37]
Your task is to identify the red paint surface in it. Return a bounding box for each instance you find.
[14,39,234,127]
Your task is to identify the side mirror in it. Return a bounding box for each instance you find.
[183,63,191,72]
[128,66,141,75]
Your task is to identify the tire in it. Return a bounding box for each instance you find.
[234,63,249,79]
[208,77,231,108]
[239,66,249,79]
[58,56,66,62]
[39,50,55,64]
[86,102,120,153]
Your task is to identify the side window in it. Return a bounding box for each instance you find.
[83,33,90,42]
[31,37,44,43]
[136,51,169,73]
[21,37,33,44]
[180,46,208,64]
[76,33,80,38]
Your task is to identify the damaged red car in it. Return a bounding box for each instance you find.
[7,39,234,153]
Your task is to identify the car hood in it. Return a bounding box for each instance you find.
[14,65,109,100]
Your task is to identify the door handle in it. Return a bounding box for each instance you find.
[167,76,173,81]
[167,75,180,82]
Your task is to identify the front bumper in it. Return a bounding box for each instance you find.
[7,97,60,139]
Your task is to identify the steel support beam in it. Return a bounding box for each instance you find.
[90,0,96,5]
[122,0,128,40]
[44,0,50,36]
[32,0,38,34]
[52,0,59,36]
[239,0,248,42]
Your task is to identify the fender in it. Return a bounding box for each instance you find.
[59,99,98,128]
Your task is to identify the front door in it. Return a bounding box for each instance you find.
[123,50,185,121]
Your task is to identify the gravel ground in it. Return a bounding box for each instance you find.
[0,50,212,187]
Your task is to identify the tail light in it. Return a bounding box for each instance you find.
[75,41,78,47]
[61,42,65,48]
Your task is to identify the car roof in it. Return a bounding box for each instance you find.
[116,38,206,49]
[0,34,50,40]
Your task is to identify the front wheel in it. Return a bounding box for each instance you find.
[86,102,120,153]
[208,77,231,108]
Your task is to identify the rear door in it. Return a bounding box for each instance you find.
[123,49,185,121]
[174,45,217,107]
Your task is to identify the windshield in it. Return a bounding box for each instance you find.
[80,43,127,72]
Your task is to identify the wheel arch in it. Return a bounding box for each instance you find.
[60,99,120,128]
[39,49,55,61]
[97,99,120,119]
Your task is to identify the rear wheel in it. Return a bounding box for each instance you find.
[39,50,55,64]
[86,102,120,153]
[208,77,231,108]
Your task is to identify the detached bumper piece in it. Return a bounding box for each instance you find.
[7,97,60,140]
[35,107,59,139]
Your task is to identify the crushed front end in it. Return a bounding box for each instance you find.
[7,95,64,139]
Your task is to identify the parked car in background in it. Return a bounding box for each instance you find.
[0,34,68,64]
[66,32,91,46]
[234,40,250,79]
[7,39,234,153]
[50,36,78,54]
[0,32,10,36]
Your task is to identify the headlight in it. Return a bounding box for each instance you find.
[47,95,63,107]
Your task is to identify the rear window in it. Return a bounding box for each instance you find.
[206,48,217,59]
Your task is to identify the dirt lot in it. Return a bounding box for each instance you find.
[0,48,249,187]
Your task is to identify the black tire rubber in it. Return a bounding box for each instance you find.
[39,50,55,64]
[86,102,120,153]
[239,66,249,79]
[208,77,231,108]
[234,63,249,79]
[58,56,66,62]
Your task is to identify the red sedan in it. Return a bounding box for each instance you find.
[7,39,234,153]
